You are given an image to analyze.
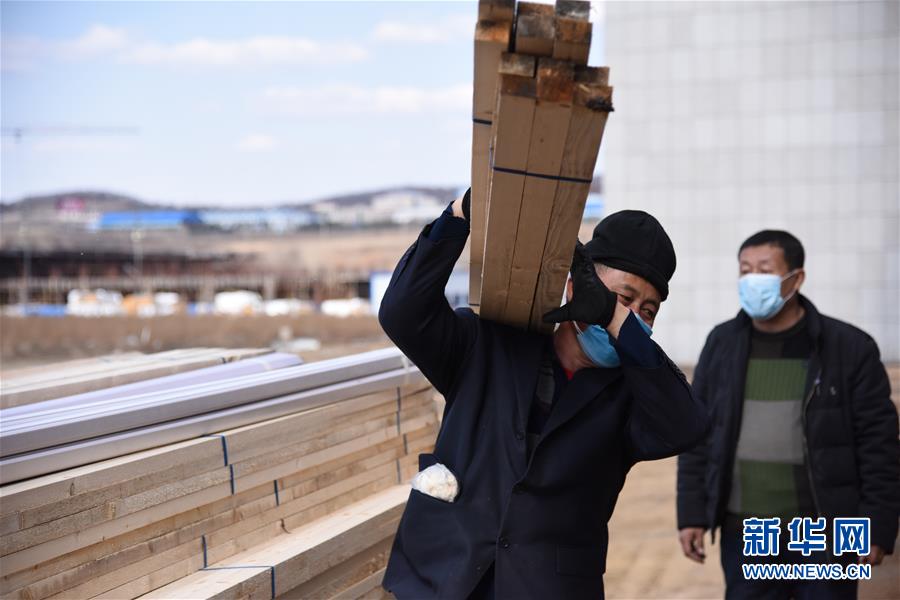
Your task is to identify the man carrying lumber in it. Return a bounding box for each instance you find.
[379,189,708,599]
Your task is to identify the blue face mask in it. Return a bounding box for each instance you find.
[574,313,653,368]
[738,271,799,320]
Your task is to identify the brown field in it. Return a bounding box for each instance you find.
[0,314,390,371]
[197,221,601,273]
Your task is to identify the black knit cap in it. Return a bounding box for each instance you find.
[584,210,676,301]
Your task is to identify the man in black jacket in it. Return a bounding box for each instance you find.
[379,190,708,599]
[677,230,899,599]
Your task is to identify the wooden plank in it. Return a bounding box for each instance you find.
[280,472,398,534]
[230,421,398,488]
[0,389,397,529]
[0,349,217,388]
[0,404,401,557]
[1,465,232,557]
[555,0,591,20]
[553,17,592,64]
[502,58,574,327]
[7,444,399,599]
[222,389,397,459]
[0,353,143,385]
[229,400,397,479]
[43,535,205,599]
[212,455,402,558]
[2,377,435,599]
[397,454,420,484]
[470,18,513,310]
[398,381,431,398]
[478,0,515,22]
[404,422,440,455]
[335,567,387,600]
[4,438,407,598]
[515,2,556,57]
[281,540,391,600]
[252,490,405,597]
[1,348,271,408]
[139,563,271,600]
[1,480,275,596]
[529,79,613,332]
[89,552,209,600]
[0,435,223,520]
[140,486,408,600]
[0,418,403,574]
[479,53,538,322]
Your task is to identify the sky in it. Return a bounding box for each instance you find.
[1,0,604,206]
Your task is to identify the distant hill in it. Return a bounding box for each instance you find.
[1,186,463,214]
[280,186,461,209]
[1,191,160,215]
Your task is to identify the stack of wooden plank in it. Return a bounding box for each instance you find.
[0,359,441,599]
[0,352,301,424]
[0,348,415,484]
[469,0,613,333]
[0,348,277,409]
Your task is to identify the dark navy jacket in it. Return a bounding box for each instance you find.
[379,218,708,599]
[677,297,899,553]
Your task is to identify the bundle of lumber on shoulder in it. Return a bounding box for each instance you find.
[470,0,613,333]
[0,348,441,599]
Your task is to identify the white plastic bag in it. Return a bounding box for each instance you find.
[411,463,459,502]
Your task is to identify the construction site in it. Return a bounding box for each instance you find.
[1,0,898,599]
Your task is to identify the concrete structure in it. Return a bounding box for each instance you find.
[603,0,899,363]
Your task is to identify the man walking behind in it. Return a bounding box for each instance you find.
[677,230,899,599]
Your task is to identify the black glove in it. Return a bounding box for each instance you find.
[542,240,618,328]
[461,187,471,221]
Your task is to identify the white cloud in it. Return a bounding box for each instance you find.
[371,16,473,44]
[235,134,277,152]
[2,35,51,72]
[123,36,367,67]
[60,25,129,58]
[1,25,367,71]
[260,83,472,116]
[28,137,135,153]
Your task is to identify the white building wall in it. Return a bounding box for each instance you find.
[602,0,899,364]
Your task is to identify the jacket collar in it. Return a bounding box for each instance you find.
[731,294,824,352]
[508,332,621,448]
[540,363,621,441]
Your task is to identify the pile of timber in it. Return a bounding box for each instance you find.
[470,0,613,332]
[0,348,412,484]
[0,348,280,409]
[0,348,440,599]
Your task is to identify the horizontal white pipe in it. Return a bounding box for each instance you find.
[0,365,425,485]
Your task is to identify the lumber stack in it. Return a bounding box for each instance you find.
[0,347,277,409]
[469,0,613,333]
[0,348,414,484]
[0,353,441,599]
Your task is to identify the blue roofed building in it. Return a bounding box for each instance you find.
[94,210,203,231]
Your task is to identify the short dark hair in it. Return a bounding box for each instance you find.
[739,230,805,270]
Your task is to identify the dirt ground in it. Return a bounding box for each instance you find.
[605,456,899,599]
